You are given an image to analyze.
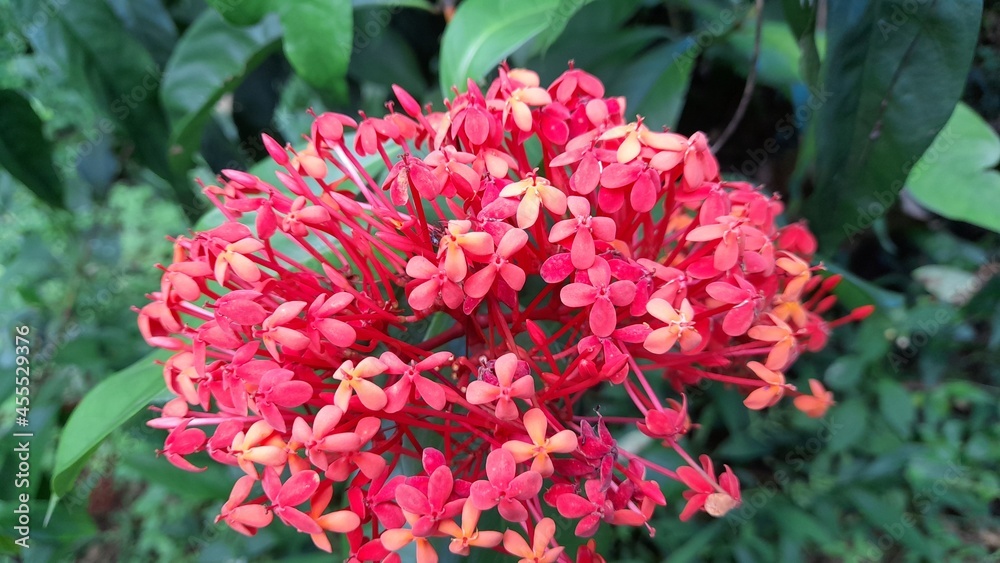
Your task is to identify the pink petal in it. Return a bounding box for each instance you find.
[406,256,438,279]
[540,254,575,283]
[409,278,441,310]
[561,283,598,307]
[465,381,501,405]
[499,264,526,291]
[279,507,323,534]
[723,305,756,336]
[571,227,596,270]
[353,379,388,411]
[463,266,497,299]
[278,470,320,507]
[485,448,515,484]
[589,298,617,337]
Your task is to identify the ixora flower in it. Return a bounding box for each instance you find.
[138,63,873,560]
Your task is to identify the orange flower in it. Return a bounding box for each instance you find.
[742,361,794,410]
[332,357,388,411]
[793,379,835,418]
[502,408,578,476]
[499,176,568,229]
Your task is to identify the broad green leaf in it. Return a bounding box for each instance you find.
[0,90,63,208]
[51,349,172,497]
[611,39,698,130]
[532,0,598,54]
[277,0,353,100]
[905,103,1000,234]
[206,0,271,25]
[439,0,590,94]
[806,1,981,247]
[780,0,821,87]
[161,10,282,175]
[349,28,426,94]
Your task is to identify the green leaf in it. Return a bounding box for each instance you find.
[439,0,589,94]
[277,0,353,100]
[206,0,272,25]
[806,0,981,247]
[532,0,598,54]
[878,380,916,439]
[161,10,282,175]
[780,0,821,87]
[826,398,868,453]
[12,0,175,183]
[905,102,1000,233]
[51,350,172,498]
[0,90,63,208]
[107,0,179,67]
[610,39,698,130]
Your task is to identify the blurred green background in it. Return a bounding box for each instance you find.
[1,0,998,561]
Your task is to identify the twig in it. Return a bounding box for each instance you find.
[711,0,765,154]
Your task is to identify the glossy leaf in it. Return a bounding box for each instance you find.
[439,0,589,94]
[277,0,353,100]
[905,103,1000,234]
[807,0,981,247]
[0,90,64,208]
[160,10,282,174]
[51,350,172,498]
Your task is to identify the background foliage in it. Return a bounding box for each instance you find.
[1,0,998,561]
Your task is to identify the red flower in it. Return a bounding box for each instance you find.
[560,257,636,337]
[466,352,534,420]
[469,449,542,522]
[140,62,859,560]
[677,455,741,521]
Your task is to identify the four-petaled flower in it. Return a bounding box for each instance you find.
[644,297,701,354]
[677,454,741,521]
[743,361,795,410]
[561,258,636,337]
[439,499,504,555]
[503,408,579,477]
[466,352,534,420]
[499,175,568,229]
[470,448,542,522]
[333,357,388,411]
[437,220,495,282]
[465,228,529,299]
[502,517,564,563]
[793,379,835,418]
[548,196,616,270]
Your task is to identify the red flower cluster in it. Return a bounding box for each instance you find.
[139,64,871,561]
